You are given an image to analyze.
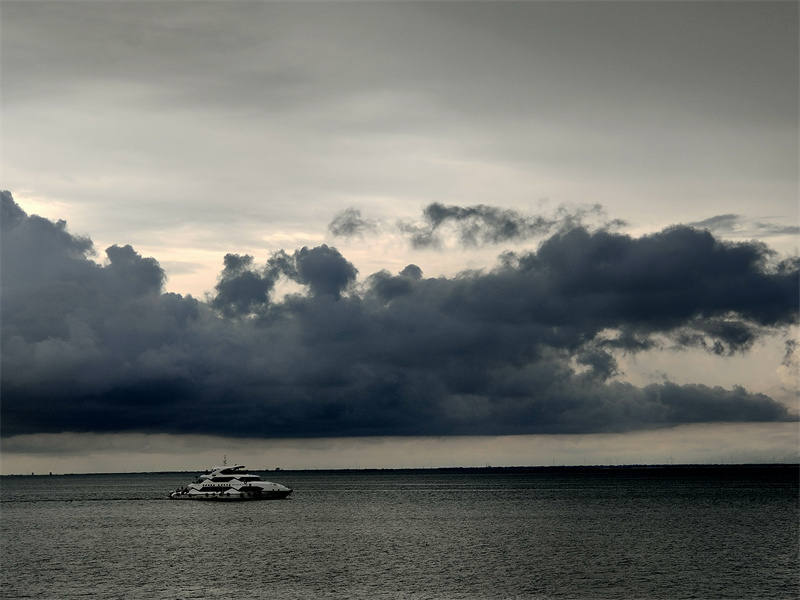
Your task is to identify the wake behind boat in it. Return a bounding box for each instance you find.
[169,464,292,501]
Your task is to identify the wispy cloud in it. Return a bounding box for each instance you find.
[689,214,800,239]
[330,202,626,250]
[328,208,378,239]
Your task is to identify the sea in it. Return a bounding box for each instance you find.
[1,466,797,600]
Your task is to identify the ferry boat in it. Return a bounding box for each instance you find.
[169,464,292,501]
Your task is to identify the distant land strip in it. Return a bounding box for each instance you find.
[4,464,798,477]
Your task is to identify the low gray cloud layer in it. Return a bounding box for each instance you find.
[4,2,796,260]
[2,191,797,439]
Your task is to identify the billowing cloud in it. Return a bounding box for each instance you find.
[2,191,797,439]
[294,245,358,300]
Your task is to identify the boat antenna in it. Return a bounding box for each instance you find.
[223,455,227,466]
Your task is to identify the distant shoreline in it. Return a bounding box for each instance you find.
[3,463,798,477]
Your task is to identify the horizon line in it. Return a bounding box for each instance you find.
[4,462,798,477]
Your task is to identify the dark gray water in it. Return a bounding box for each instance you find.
[1,467,797,599]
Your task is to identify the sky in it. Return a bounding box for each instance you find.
[1,1,798,474]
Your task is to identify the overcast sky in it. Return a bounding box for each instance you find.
[2,1,798,474]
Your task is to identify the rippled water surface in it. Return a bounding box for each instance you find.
[1,467,797,599]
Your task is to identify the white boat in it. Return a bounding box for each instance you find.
[169,464,292,501]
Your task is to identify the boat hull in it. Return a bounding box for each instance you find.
[169,489,291,501]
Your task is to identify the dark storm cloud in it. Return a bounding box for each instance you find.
[105,244,166,297]
[211,254,276,318]
[2,192,797,439]
[210,245,357,316]
[294,245,358,300]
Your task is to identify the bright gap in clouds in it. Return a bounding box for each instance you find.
[3,425,799,475]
